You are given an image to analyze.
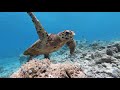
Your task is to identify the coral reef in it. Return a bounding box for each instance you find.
[74,40,120,78]
[10,59,86,78]
[49,40,120,78]
[1,40,120,78]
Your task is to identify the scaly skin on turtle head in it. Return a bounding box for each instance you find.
[58,30,75,41]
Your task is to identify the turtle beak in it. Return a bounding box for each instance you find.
[71,31,75,35]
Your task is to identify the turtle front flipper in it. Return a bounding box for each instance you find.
[27,12,48,45]
[66,39,76,55]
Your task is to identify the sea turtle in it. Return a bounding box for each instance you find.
[23,12,76,61]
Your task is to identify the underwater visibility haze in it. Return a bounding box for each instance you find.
[0,12,120,78]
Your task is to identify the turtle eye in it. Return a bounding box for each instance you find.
[65,31,69,35]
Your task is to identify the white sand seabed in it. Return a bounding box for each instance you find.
[0,57,21,78]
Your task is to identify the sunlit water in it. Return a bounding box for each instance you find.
[0,12,120,77]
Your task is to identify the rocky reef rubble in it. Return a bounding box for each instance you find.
[74,40,120,78]
[13,40,120,78]
[10,59,86,78]
[49,40,120,78]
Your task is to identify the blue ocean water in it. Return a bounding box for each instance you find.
[0,12,120,77]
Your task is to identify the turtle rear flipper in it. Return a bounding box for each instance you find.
[23,39,44,56]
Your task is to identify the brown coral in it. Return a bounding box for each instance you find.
[10,59,86,78]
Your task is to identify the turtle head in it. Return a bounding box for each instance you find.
[58,30,75,41]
